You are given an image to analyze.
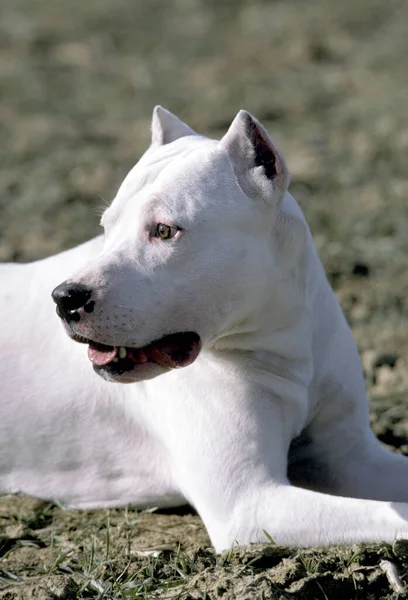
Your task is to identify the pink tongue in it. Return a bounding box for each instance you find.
[88,343,118,366]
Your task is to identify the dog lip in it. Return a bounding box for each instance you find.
[65,330,202,372]
[66,331,92,345]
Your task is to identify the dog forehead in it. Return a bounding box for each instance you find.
[154,143,239,203]
[120,136,218,196]
[110,137,242,219]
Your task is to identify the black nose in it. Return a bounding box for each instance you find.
[51,282,92,322]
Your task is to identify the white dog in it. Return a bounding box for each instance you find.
[1,107,408,552]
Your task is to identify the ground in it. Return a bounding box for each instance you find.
[1,0,408,597]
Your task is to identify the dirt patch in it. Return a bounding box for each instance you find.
[2,499,408,599]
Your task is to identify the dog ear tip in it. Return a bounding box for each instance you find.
[152,105,167,119]
[236,109,253,126]
[151,106,197,145]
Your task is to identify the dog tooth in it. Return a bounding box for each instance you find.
[119,347,127,359]
[112,357,119,363]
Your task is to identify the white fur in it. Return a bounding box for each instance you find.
[1,107,408,551]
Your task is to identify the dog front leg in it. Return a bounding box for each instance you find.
[162,382,408,552]
[212,483,408,552]
[155,367,408,552]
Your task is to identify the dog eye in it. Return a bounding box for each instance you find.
[155,223,179,240]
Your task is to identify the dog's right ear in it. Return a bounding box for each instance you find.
[220,110,290,209]
[151,106,198,145]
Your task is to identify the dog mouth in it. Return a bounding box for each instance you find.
[73,331,201,376]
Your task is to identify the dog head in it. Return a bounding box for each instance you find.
[52,107,309,382]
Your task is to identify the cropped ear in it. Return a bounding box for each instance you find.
[151,106,198,145]
[220,110,290,208]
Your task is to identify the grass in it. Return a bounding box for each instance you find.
[2,497,408,598]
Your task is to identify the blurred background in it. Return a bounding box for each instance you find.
[0,0,408,409]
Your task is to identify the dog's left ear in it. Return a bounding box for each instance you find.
[151,106,198,145]
[220,110,290,208]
